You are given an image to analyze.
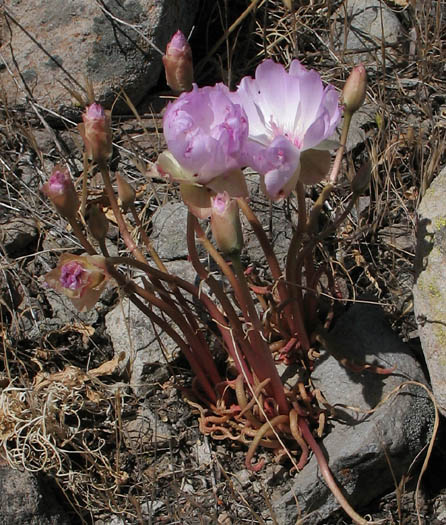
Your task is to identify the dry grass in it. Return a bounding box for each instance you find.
[1,0,446,523]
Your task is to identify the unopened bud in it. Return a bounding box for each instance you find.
[78,103,112,164]
[116,173,136,211]
[41,166,79,219]
[210,192,243,255]
[343,65,367,114]
[282,0,292,9]
[162,30,193,93]
[87,204,108,242]
[351,161,372,195]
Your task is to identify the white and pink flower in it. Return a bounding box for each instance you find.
[230,59,341,199]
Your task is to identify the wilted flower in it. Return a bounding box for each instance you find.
[163,83,249,184]
[78,102,112,164]
[41,165,79,219]
[44,254,109,311]
[162,30,193,93]
[210,192,243,255]
[230,59,341,199]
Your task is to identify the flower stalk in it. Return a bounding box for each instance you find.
[40,56,380,524]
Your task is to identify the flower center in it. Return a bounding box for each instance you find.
[270,119,303,150]
[48,171,66,194]
[60,261,86,290]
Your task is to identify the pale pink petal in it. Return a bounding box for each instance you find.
[258,136,300,200]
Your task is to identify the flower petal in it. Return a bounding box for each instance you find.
[180,183,212,219]
[256,136,301,200]
[163,83,248,182]
[299,149,331,185]
[207,169,249,198]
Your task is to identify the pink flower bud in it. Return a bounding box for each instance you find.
[78,103,112,164]
[343,65,367,114]
[44,254,109,311]
[210,192,243,255]
[41,166,79,219]
[162,30,193,93]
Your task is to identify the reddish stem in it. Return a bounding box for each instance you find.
[298,418,368,525]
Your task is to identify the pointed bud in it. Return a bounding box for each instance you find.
[78,103,112,164]
[210,192,243,255]
[41,166,79,219]
[44,254,109,311]
[86,204,108,242]
[116,173,135,211]
[282,0,293,8]
[162,30,193,93]
[351,161,372,195]
[343,64,367,114]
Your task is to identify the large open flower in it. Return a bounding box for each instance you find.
[231,59,341,199]
[163,83,249,184]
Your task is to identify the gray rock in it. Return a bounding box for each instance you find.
[243,176,294,264]
[413,166,446,416]
[378,222,415,253]
[45,288,100,327]
[1,216,38,257]
[0,462,72,525]
[150,202,189,260]
[333,0,402,66]
[124,403,172,446]
[272,303,434,524]
[105,261,196,396]
[343,103,375,152]
[1,0,198,113]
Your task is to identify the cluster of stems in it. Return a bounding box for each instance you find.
[42,63,378,524]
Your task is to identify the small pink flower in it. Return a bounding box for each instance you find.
[162,30,193,93]
[41,165,79,218]
[44,254,109,311]
[78,103,112,164]
[230,59,341,199]
[163,83,249,184]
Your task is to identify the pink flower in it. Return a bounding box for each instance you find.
[78,103,112,164]
[44,254,109,311]
[163,83,249,184]
[162,30,193,93]
[41,165,79,218]
[231,59,341,199]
